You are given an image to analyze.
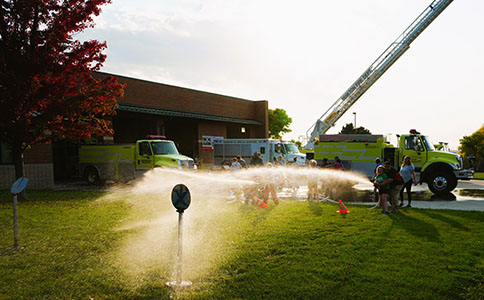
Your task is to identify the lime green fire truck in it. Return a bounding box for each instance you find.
[313,130,473,194]
[79,137,194,184]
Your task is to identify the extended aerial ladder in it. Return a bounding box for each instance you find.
[304,0,453,149]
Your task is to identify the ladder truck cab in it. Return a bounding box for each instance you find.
[313,129,474,194]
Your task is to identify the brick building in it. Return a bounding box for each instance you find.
[0,72,269,189]
[0,144,54,189]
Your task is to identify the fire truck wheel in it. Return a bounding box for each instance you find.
[428,170,457,194]
[85,166,101,185]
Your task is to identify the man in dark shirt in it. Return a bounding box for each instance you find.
[250,152,264,166]
[236,155,247,168]
[383,159,403,213]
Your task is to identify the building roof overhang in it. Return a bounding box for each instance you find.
[118,103,262,125]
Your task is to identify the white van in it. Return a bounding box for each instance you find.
[213,138,306,166]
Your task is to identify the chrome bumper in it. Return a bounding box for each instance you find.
[454,169,474,180]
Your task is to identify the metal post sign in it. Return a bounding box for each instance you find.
[167,184,192,288]
[171,184,191,213]
[10,177,28,249]
[11,177,28,195]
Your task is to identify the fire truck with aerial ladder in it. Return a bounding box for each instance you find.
[304,0,473,194]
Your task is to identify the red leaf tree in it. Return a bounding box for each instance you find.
[0,0,125,181]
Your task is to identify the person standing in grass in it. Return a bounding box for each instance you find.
[277,155,286,166]
[333,156,344,171]
[321,158,331,168]
[288,156,298,166]
[250,151,264,166]
[371,157,385,202]
[374,157,384,174]
[230,157,242,170]
[307,159,319,201]
[374,165,390,214]
[399,156,418,207]
[236,155,247,168]
[263,163,280,205]
[383,159,404,213]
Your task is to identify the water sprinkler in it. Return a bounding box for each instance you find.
[10,177,28,249]
[166,184,192,288]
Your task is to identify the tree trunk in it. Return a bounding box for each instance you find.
[12,143,25,179]
[12,142,26,200]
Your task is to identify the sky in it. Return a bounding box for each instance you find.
[78,0,484,150]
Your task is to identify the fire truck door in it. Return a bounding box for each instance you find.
[401,136,426,168]
[137,141,154,170]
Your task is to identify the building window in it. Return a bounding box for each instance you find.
[0,142,13,164]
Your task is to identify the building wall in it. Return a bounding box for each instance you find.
[98,72,269,166]
[112,112,158,143]
[0,143,54,189]
[95,72,268,130]
[253,101,269,138]
[24,143,54,164]
[197,121,227,166]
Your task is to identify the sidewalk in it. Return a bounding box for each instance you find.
[359,200,484,212]
[399,200,484,211]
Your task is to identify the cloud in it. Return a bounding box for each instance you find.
[77,0,484,150]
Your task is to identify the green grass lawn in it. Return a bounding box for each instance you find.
[1,190,484,299]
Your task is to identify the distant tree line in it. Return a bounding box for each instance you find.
[268,108,292,139]
[459,125,484,172]
[339,123,371,134]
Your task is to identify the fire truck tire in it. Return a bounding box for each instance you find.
[85,166,101,185]
[428,170,457,194]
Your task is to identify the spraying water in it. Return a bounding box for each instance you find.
[131,166,371,199]
[107,166,372,289]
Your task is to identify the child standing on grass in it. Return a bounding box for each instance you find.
[263,163,280,206]
[374,165,390,214]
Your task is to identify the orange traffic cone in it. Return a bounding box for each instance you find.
[251,194,268,209]
[336,199,350,213]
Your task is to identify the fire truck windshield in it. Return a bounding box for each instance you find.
[284,143,300,154]
[151,141,179,155]
[422,136,435,151]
